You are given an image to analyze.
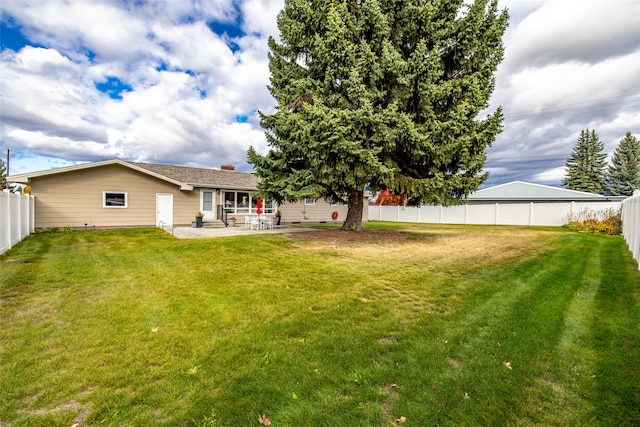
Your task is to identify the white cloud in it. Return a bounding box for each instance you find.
[502,0,640,71]
[8,128,123,158]
[483,0,640,186]
[2,1,151,61]
[532,166,566,184]
[241,0,283,38]
[183,0,238,23]
[6,45,76,73]
[2,0,639,185]
[151,21,236,74]
[1,47,107,143]
[0,0,279,173]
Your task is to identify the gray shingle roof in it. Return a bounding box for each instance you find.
[129,162,260,190]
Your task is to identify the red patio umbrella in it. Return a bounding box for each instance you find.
[256,199,262,214]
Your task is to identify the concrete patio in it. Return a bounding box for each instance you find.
[164,224,319,239]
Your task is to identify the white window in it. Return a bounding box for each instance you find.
[103,191,127,208]
[222,191,274,214]
[224,191,251,213]
[304,198,316,205]
[202,191,214,211]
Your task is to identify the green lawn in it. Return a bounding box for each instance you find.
[1,223,639,426]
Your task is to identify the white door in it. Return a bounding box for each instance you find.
[201,190,216,220]
[156,193,173,227]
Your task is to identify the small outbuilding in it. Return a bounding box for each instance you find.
[468,181,626,204]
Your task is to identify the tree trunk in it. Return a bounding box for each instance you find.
[341,188,364,231]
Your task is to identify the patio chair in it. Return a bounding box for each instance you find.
[244,215,251,229]
[259,215,273,230]
[250,216,261,230]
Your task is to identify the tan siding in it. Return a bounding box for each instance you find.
[278,199,368,224]
[27,161,369,228]
[30,164,200,228]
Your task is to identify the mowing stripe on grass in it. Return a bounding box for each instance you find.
[384,234,631,426]
[2,226,639,426]
[590,236,640,426]
[517,238,603,426]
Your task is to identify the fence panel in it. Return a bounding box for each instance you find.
[622,191,640,270]
[20,193,30,239]
[370,201,623,227]
[9,192,20,246]
[0,190,35,255]
[497,204,531,226]
[468,204,497,225]
[397,206,420,223]
[417,206,442,223]
[0,191,9,254]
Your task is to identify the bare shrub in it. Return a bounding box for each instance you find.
[564,207,622,234]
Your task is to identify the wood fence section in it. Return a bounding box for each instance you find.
[622,190,640,270]
[0,190,35,255]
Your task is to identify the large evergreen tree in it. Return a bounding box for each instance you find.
[563,129,607,194]
[606,132,640,196]
[248,0,509,230]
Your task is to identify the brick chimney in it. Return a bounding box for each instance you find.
[220,164,235,171]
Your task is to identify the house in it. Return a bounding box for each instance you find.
[7,159,366,229]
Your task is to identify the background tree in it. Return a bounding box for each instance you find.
[606,132,640,196]
[563,129,607,194]
[376,188,406,206]
[0,159,6,190]
[249,0,509,231]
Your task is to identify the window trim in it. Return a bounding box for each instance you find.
[103,191,128,208]
[222,190,275,214]
[304,198,316,206]
[201,190,214,212]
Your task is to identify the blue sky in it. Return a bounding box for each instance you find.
[1,0,639,188]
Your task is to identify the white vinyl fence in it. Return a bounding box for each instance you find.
[0,190,35,255]
[621,190,640,270]
[369,201,622,227]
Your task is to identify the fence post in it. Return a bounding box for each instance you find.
[629,190,640,270]
[20,194,28,240]
[621,190,640,270]
[11,192,20,245]
[529,202,534,226]
[30,195,35,233]
[0,191,9,254]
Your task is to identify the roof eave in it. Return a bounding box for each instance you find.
[189,183,258,191]
[469,197,624,202]
[6,174,30,184]
[8,159,194,191]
